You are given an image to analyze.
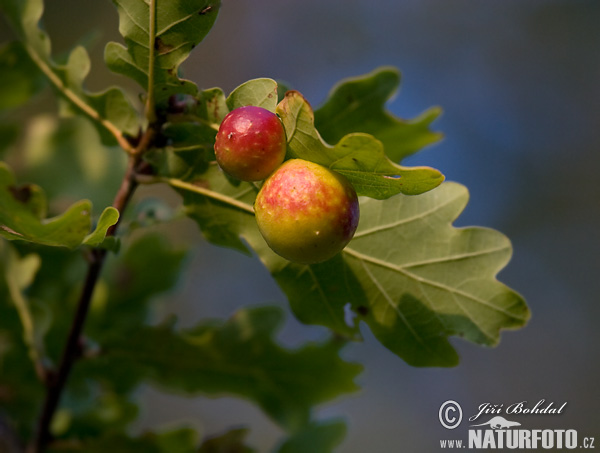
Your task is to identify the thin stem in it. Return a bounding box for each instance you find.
[145,0,158,125]
[138,175,255,215]
[23,43,135,154]
[29,155,141,453]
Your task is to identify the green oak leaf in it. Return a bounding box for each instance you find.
[172,167,529,366]
[99,306,362,431]
[314,66,443,162]
[0,162,118,249]
[276,90,444,198]
[0,0,140,146]
[226,78,279,112]
[105,0,221,106]
[276,419,347,453]
[342,182,530,366]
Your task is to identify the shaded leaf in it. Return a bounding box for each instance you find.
[105,0,221,106]
[0,162,117,249]
[0,242,47,373]
[0,245,46,440]
[174,168,257,255]
[198,428,255,453]
[314,67,443,162]
[276,419,346,453]
[151,121,216,179]
[226,78,279,112]
[0,0,140,146]
[99,306,362,431]
[276,90,444,198]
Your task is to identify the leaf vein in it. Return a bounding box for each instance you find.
[343,248,526,321]
[353,194,461,239]
[402,245,510,268]
[359,260,431,348]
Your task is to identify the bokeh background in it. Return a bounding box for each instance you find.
[2,0,600,451]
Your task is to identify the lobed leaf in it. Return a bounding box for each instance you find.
[0,162,118,249]
[314,67,443,162]
[276,90,444,199]
[106,0,221,106]
[174,167,529,366]
[343,182,530,366]
[0,0,140,147]
[98,306,362,431]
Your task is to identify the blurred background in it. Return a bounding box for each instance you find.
[2,0,600,451]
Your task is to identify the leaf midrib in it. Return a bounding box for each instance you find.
[343,247,527,322]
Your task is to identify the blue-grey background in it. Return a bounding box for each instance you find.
[8,0,600,451]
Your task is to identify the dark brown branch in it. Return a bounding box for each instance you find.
[28,153,142,453]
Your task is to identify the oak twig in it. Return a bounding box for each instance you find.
[29,153,143,453]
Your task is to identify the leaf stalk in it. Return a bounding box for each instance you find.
[23,43,135,154]
[137,175,255,215]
